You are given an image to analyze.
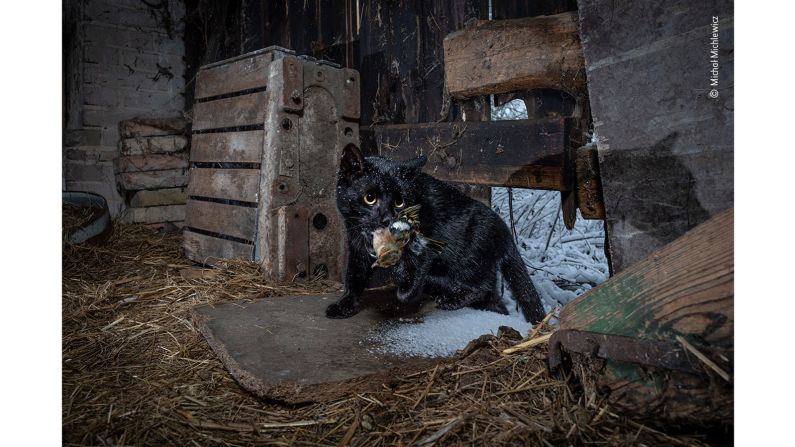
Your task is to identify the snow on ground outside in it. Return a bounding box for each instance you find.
[369,100,609,357]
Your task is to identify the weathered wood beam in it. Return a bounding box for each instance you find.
[557,208,733,424]
[373,119,570,190]
[443,12,586,98]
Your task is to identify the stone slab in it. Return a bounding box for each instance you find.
[191,291,439,404]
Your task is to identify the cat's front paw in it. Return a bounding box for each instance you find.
[325,301,359,319]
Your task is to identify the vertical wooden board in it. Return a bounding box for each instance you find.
[358,0,485,125]
[183,230,254,264]
[185,200,258,242]
[187,168,260,203]
[190,131,265,163]
[578,0,733,272]
[192,91,269,130]
[276,206,309,281]
[195,53,272,99]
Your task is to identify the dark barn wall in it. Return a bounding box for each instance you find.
[63,0,186,216]
[183,0,358,107]
[578,0,734,272]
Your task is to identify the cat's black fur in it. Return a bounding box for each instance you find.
[326,144,546,324]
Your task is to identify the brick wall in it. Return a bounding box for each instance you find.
[63,0,185,217]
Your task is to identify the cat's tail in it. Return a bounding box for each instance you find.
[500,245,546,324]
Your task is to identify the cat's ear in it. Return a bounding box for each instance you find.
[402,155,427,173]
[339,144,364,180]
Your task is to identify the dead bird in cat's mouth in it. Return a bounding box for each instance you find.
[370,204,445,269]
[326,144,545,324]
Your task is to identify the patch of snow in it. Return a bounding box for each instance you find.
[367,296,533,358]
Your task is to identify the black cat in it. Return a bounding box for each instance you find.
[326,144,546,324]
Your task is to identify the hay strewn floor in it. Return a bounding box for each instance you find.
[63,225,714,446]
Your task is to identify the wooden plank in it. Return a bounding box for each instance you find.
[558,208,733,424]
[115,154,189,173]
[119,117,188,138]
[443,12,585,99]
[119,205,186,224]
[116,169,188,191]
[374,119,567,190]
[187,168,260,203]
[183,230,254,265]
[196,53,272,99]
[560,208,733,345]
[579,0,733,272]
[574,145,605,219]
[120,135,188,156]
[192,91,268,131]
[274,206,309,281]
[190,131,264,163]
[129,188,188,207]
[185,200,257,242]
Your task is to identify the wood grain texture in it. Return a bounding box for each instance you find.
[190,131,264,163]
[129,188,187,207]
[196,53,272,99]
[187,168,260,203]
[358,0,486,125]
[574,145,605,219]
[183,230,254,265]
[119,117,188,138]
[119,205,186,224]
[115,154,189,173]
[579,0,734,272]
[559,208,733,424]
[192,91,269,131]
[443,12,586,98]
[560,208,733,347]
[374,119,567,189]
[116,169,189,191]
[185,200,257,242]
[120,135,188,156]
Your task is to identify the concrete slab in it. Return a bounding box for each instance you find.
[191,290,440,404]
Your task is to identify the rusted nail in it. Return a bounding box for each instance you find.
[290,90,301,103]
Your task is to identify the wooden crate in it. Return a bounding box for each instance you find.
[183,47,360,282]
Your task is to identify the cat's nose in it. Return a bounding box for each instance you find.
[380,215,392,225]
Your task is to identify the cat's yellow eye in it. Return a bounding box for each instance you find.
[363,192,377,206]
[394,197,405,208]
